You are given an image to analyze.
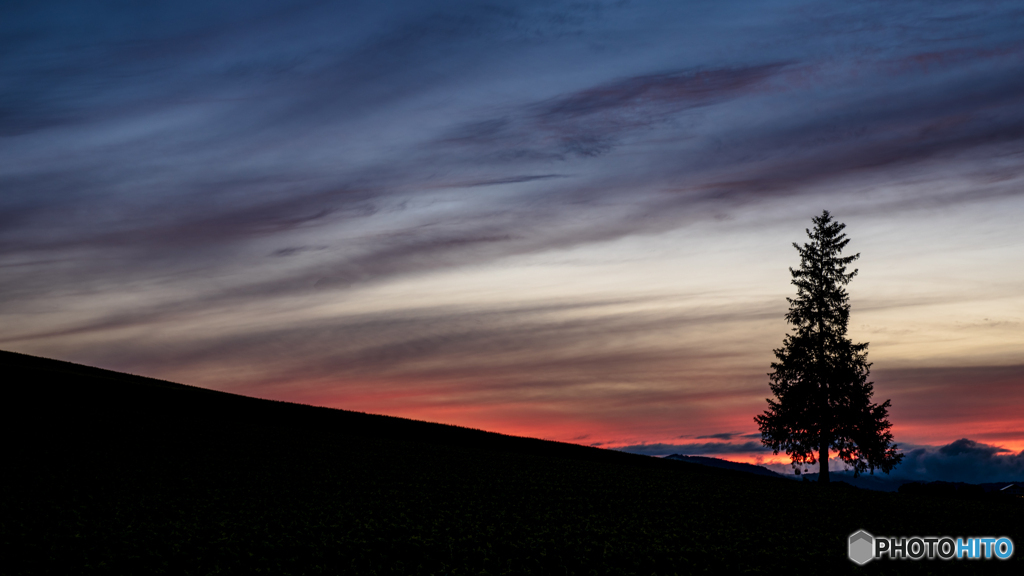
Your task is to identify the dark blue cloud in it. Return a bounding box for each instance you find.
[759,438,1024,486]
[895,439,1024,484]
[694,432,745,440]
[617,441,773,456]
[537,63,789,120]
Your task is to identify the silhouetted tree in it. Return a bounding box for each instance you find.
[755,210,902,483]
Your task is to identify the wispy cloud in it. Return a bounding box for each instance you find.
[2,0,1023,453]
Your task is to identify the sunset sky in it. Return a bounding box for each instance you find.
[2,0,1022,482]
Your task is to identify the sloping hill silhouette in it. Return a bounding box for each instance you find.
[664,454,783,477]
[3,350,1021,575]
[1,349,646,465]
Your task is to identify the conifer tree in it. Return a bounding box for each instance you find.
[755,210,902,483]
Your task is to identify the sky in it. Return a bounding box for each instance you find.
[2,0,1023,483]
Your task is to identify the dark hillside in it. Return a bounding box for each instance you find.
[2,350,1021,574]
[1,349,649,466]
[664,454,783,478]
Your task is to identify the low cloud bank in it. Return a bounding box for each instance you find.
[622,438,1024,485]
[894,438,1024,484]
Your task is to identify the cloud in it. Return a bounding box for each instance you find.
[616,441,773,457]
[39,296,774,383]
[452,174,569,187]
[693,432,744,440]
[271,245,328,257]
[894,439,1024,483]
[5,2,1024,311]
[2,1,1024,455]
[440,62,791,161]
[736,438,1024,485]
[537,64,789,120]
[877,365,1024,431]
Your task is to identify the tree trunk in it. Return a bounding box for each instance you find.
[819,435,830,483]
[819,370,830,483]
[817,356,830,484]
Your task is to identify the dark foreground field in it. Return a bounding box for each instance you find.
[2,350,1021,575]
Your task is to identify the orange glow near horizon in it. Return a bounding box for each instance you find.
[253,370,1024,468]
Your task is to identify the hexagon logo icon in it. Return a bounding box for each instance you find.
[849,530,874,565]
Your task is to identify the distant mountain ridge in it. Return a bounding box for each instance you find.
[663,455,1024,494]
[663,454,784,478]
